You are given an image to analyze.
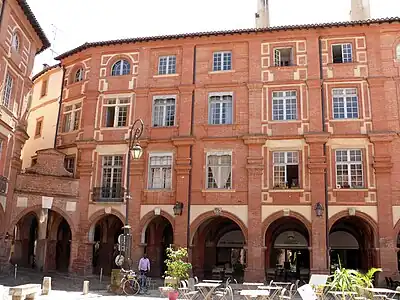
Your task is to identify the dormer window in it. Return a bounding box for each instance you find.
[74,68,84,82]
[11,33,19,51]
[111,59,130,76]
[332,44,353,63]
[274,48,293,66]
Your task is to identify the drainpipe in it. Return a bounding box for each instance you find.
[318,37,330,271]
[0,0,6,26]
[53,66,66,148]
[186,45,197,249]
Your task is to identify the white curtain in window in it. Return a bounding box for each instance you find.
[208,156,219,187]
[219,166,231,188]
[152,168,162,188]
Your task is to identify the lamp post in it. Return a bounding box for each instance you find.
[124,118,144,269]
[314,202,324,217]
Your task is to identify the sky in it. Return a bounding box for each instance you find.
[27,0,400,75]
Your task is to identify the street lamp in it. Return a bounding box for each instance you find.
[314,202,324,217]
[124,118,144,269]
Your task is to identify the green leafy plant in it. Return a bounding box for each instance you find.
[164,247,192,290]
[328,258,381,298]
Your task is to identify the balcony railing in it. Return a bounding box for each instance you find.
[92,186,125,202]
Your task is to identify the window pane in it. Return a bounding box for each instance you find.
[332,45,343,63]
[106,107,115,127]
[342,44,353,63]
[350,164,363,187]
[333,95,345,119]
[213,53,222,71]
[336,164,349,187]
[158,57,167,75]
[117,106,127,127]
[223,52,232,70]
[63,113,71,132]
[168,56,176,74]
[73,110,80,130]
[274,166,285,186]
[121,60,130,75]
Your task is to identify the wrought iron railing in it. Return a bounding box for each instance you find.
[92,186,124,202]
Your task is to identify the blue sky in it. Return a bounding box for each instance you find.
[27,0,400,75]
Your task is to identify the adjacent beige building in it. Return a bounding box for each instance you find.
[22,64,63,169]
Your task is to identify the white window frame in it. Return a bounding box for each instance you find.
[152,95,176,127]
[273,151,299,188]
[158,56,176,75]
[206,151,232,190]
[111,59,131,76]
[272,91,297,121]
[335,149,364,189]
[63,102,82,132]
[74,68,84,82]
[332,43,353,63]
[213,51,232,71]
[208,92,233,125]
[64,156,75,174]
[332,88,359,119]
[101,155,123,198]
[396,44,400,61]
[2,73,13,108]
[11,32,19,51]
[148,152,173,190]
[274,48,293,67]
[104,96,130,128]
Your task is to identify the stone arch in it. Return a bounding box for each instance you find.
[328,210,378,246]
[392,218,400,243]
[190,211,248,245]
[139,210,175,244]
[9,205,76,240]
[87,209,125,242]
[262,211,312,246]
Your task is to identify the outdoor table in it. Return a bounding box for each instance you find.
[257,286,282,299]
[243,283,265,289]
[194,282,220,300]
[363,287,400,299]
[240,289,270,300]
[328,291,357,300]
[203,279,223,283]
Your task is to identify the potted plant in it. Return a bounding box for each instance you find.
[164,246,192,300]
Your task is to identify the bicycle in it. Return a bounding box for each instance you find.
[120,268,140,295]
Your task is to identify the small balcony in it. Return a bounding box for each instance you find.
[92,186,125,203]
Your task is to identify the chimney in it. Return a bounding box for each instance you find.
[255,0,270,28]
[42,63,49,70]
[350,0,371,21]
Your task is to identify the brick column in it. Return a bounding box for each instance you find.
[172,137,194,248]
[369,132,397,280]
[243,136,266,282]
[305,133,330,274]
[70,141,96,275]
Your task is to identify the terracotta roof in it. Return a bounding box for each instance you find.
[31,63,61,82]
[17,0,50,53]
[55,17,400,60]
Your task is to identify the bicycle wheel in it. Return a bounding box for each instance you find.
[123,278,140,295]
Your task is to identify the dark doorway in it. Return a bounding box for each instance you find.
[56,219,72,272]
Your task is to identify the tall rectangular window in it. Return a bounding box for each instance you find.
[272,91,297,121]
[332,43,353,63]
[332,88,358,119]
[213,52,232,71]
[273,151,299,188]
[274,48,293,66]
[102,155,123,199]
[41,79,48,97]
[336,149,363,188]
[64,156,75,174]
[148,154,172,189]
[3,73,13,108]
[206,152,232,189]
[158,56,176,75]
[153,96,176,127]
[63,103,81,132]
[104,97,130,127]
[35,118,43,137]
[209,94,233,125]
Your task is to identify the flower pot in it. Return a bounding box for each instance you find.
[168,290,179,300]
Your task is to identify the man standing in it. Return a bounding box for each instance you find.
[138,253,150,294]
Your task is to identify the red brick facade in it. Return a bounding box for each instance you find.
[3,18,400,283]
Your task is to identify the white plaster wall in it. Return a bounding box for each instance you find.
[392,206,400,227]
[87,203,126,222]
[262,205,311,223]
[328,205,377,223]
[140,204,175,220]
[189,205,248,227]
[21,68,63,169]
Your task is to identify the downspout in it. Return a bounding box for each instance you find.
[318,37,330,271]
[186,45,197,249]
[53,66,66,148]
[0,0,6,25]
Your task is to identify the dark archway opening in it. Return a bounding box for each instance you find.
[144,216,174,277]
[91,215,123,275]
[192,217,246,281]
[265,217,310,283]
[329,216,376,272]
[56,219,72,272]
